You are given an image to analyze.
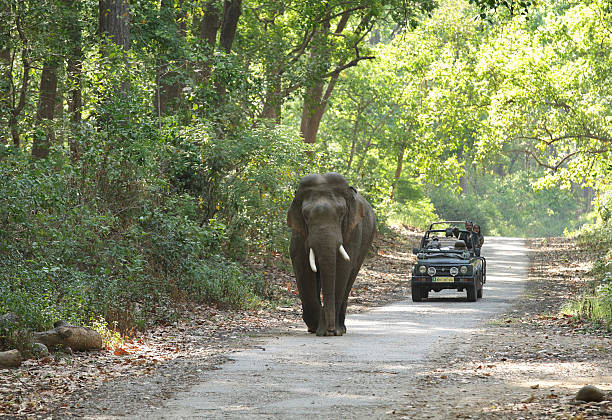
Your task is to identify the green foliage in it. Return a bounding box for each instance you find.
[386,198,438,230]
[563,221,612,330]
[474,0,612,187]
[385,179,438,229]
[168,122,312,259]
[0,146,267,338]
[426,170,586,237]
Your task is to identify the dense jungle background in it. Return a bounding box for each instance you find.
[0,0,610,341]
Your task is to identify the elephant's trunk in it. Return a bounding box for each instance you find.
[307,232,341,335]
[318,247,337,334]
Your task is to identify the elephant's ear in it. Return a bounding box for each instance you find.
[287,198,306,237]
[343,187,365,243]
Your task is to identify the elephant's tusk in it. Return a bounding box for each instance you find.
[339,244,350,262]
[309,248,317,272]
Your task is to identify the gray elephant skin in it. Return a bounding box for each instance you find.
[287,173,376,336]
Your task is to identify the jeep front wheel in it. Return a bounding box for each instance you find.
[411,284,423,302]
[466,283,477,302]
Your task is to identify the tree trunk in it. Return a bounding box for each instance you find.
[214,0,242,99]
[299,11,350,144]
[55,83,64,145]
[196,0,221,85]
[583,186,593,213]
[67,52,83,158]
[459,175,468,194]
[391,145,406,199]
[66,0,83,160]
[9,49,31,147]
[300,83,325,144]
[261,71,282,122]
[356,135,373,176]
[218,0,241,54]
[0,47,10,145]
[98,0,130,94]
[98,0,130,52]
[0,1,11,145]
[459,161,469,194]
[493,163,504,176]
[32,60,58,159]
[300,72,340,144]
[155,0,185,118]
[346,114,360,170]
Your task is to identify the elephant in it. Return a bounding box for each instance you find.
[287,173,376,336]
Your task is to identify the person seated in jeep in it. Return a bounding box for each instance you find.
[427,237,440,249]
[472,224,484,248]
[454,220,474,247]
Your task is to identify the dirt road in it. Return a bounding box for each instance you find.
[136,237,528,419]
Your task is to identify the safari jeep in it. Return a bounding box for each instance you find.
[411,221,486,302]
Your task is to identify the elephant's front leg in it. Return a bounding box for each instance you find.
[290,235,321,333]
[297,270,321,333]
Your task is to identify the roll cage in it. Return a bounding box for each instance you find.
[415,221,479,257]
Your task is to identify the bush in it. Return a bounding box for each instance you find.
[563,219,612,330]
[386,197,438,229]
[168,122,313,259]
[561,266,612,331]
[0,144,272,340]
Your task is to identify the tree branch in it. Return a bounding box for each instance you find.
[509,147,611,171]
[322,55,375,79]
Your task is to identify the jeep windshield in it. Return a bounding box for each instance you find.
[416,220,477,257]
[417,233,472,259]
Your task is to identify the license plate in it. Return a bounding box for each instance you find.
[433,277,454,282]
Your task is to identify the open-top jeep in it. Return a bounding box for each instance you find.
[411,221,486,302]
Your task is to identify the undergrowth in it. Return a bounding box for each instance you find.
[0,126,299,345]
[562,219,612,331]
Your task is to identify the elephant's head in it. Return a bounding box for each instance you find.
[287,172,367,335]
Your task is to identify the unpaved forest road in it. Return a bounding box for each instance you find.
[137,237,527,419]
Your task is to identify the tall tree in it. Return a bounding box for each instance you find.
[218,0,242,53]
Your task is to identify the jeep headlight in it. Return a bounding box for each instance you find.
[450,267,459,276]
[419,265,427,274]
[460,265,469,274]
[427,266,436,276]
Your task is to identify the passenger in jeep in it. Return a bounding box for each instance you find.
[472,224,484,247]
[456,220,473,244]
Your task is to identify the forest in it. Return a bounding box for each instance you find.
[0,0,610,344]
